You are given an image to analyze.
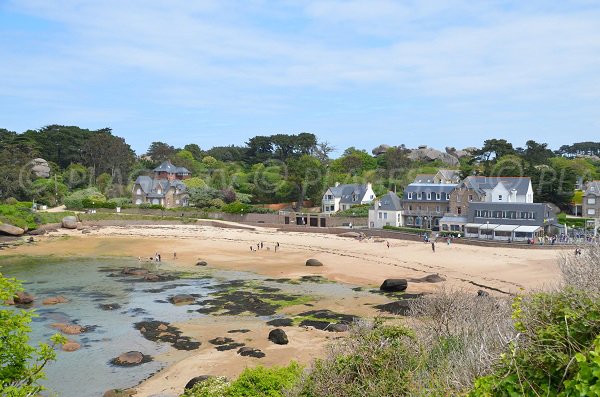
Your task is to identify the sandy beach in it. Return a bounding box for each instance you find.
[0,224,562,396]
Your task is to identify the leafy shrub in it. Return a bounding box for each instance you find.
[180,363,302,397]
[138,203,165,210]
[0,274,66,395]
[0,203,37,230]
[63,188,106,210]
[221,201,251,214]
[333,204,370,217]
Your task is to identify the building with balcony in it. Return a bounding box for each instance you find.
[321,182,375,214]
[132,160,190,208]
[368,192,403,228]
[401,183,457,230]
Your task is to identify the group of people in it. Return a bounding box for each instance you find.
[250,241,280,252]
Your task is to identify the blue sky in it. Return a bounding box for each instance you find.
[1,1,599,156]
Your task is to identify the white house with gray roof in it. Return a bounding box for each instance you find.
[322,182,375,214]
[368,192,403,228]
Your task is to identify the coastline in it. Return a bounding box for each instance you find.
[0,224,561,396]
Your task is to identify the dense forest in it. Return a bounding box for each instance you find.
[1,125,599,211]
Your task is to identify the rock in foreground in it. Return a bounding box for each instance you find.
[268,328,289,345]
[380,279,408,292]
[305,258,323,267]
[0,223,25,236]
[61,216,78,229]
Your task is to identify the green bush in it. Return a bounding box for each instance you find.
[63,188,107,210]
[469,288,600,396]
[181,363,303,397]
[221,201,252,214]
[0,203,37,230]
[333,204,370,217]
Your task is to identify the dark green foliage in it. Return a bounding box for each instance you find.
[333,204,370,217]
[0,202,37,230]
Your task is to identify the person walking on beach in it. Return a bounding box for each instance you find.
[260,242,264,249]
[386,241,390,249]
[431,242,435,252]
[157,253,161,262]
[173,251,177,259]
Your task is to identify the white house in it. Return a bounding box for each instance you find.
[368,192,403,228]
[322,182,375,214]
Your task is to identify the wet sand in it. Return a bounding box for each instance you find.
[0,224,562,396]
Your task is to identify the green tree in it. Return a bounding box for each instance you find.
[146,141,176,162]
[1,274,66,396]
[183,144,203,161]
[286,155,323,211]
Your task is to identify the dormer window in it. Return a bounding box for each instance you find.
[498,194,502,201]
[436,193,441,200]
[427,193,431,200]
[417,193,422,200]
[157,188,162,194]
[408,192,413,199]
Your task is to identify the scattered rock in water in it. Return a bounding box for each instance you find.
[266,318,293,327]
[61,216,78,229]
[169,294,195,305]
[409,274,446,283]
[99,303,122,311]
[268,329,288,345]
[209,337,234,345]
[477,290,490,297]
[51,323,86,335]
[62,340,81,352]
[237,347,265,358]
[185,375,213,390]
[121,267,149,276]
[143,274,160,282]
[227,329,251,334]
[103,389,135,397]
[0,223,25,236]
[111,351,152,367]
[380,279,408,292]
[305,258,323,267]
[196,260,208,266]
[42,296,69,305]
[14,291,35,304]
[197,286,305,316]
[215,342,245,351]
[135,321,200,350]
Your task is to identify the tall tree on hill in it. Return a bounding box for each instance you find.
[146,141,176,162]
[522,140,554,165]
[82,132,135,178]
[286,154,324,211]
[183,144,203,161]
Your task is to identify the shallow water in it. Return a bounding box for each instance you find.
[0,256,370,397]
[0,256,216,397]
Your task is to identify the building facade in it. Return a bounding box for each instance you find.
[401,183,457,230]
[583,181,600,218]
[322,183,375,214]
[368,192,403,229]
[132,161,191,208]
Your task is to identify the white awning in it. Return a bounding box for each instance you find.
[494,224,519,232]
[440,216,467,224]
[465,223,483,229]
[514,225,542,233]
[478,224,500,230]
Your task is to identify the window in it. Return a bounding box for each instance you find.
[588,209,596,216]
[136,188,141,195]
[417,193,422,200]
[589,197,596,205]
[468,194,473,201]
[378,212,383,219]
[427,193,432,200]
[157,188,162,194]
[436,193,441,200]
[326,194,333,200]
[407,217,414,225]
[408,192,413,199]
[408,205,413,210]
[398,214,402,222]
[498,194,503,201]
[383,212,388,219]
[457,194,461,202]
[458,207,462,215]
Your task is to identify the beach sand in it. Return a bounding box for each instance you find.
[0,224,562,396]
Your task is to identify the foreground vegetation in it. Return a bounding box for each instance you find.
[180,245,600,396]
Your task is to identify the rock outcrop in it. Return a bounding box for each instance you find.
[0,223,25,236]
[31,158,51,178]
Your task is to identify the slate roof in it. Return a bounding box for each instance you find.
[375,192,402,211]
[584,181,600,196]
[153,161,190,175]
[413,174,435,183]
[462,176,531,196]
[437,169,460,182]
[134,176,187,197]
[327,183,371,204]
[403,183,458,199]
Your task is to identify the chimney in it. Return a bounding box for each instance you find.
[367,182,372,190]
[335,182,340,187]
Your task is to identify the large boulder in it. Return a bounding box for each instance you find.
[112,351,145,366]
[61,216,78,229]
[305,258,323,267]
[380,279,408,292]
[14,291,35,304]
[268,329,289,345]
[0,223,25,236]
[327,323,349,332]
[372,144,391,156]
[62,340,81,352]
[31,158,51,178]
[185,375,213,390]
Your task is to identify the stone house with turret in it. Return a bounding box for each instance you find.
[132,161,191,208]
